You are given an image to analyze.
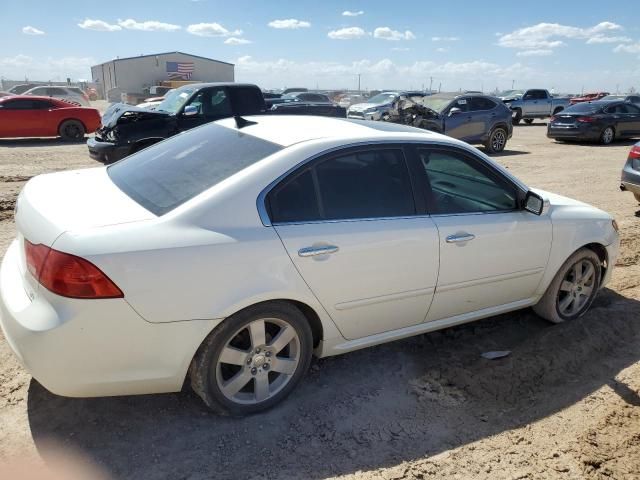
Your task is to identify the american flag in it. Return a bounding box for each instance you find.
[166,61,194,80]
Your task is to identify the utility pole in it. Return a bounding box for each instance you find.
[429,76,433,94]
[511,79,515,89]
[357,73,361,93]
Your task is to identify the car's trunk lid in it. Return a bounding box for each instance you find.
[15,168,155,296]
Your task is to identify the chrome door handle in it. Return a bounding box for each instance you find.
[298,245,339,257]
[446,233,475,243]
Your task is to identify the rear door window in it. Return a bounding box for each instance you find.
[268,147,415,223]
[470,97,497,111]
[1,99,36,110]
[108,123,282,215]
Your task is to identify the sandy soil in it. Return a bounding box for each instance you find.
[0,121,638,480]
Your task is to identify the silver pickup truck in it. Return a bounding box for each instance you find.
[499,89,570,124]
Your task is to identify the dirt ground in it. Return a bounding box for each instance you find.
[0,118,639,480]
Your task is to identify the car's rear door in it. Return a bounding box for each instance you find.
[269,145,440,340]
[620,104,640,135]
[410,145,552,321]
[468,97,498,142]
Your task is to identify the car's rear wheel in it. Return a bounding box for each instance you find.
[524,119,534,124]
[190,302,313,415]
[485,127,508,154]
[600,127,615,145]
[58,120,85,141]
[533,248,601,324]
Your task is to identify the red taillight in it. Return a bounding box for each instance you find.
[24,240,123,299]
[577,116,596,123]
[629,145,640,159]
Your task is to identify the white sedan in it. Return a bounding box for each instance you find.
[0,116,619,415]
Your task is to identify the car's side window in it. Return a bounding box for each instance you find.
[268,148,415,223]
[469,97,496,111]
[1,99,35,110]
[185,88,232,118]
[450,98,469,113]
[32,100,54,110]
[417,148,517,215]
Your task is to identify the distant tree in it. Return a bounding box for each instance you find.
[629,86,637,93]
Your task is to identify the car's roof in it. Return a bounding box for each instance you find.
[215,115,443,147]
[174,82,257,91]
[0,95,81,106]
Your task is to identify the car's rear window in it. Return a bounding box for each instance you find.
[108,122,283,215]
[565,103,601,114]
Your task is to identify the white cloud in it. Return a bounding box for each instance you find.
[432,36,459,42]
[0,54,96,81]
[436,47,449,53]
[516,49,554,57]
[22,26,44,35]
[327,27,367,40]
[614,43,640,54]
[117,19,181,32]
[342,10,364,17]
[224,37,252,45]
[586,35,631,44]
[77,19,122,31]
[268,19,311,29]
[186,22,242,37]
[374,27,415,41]
[234,55,538,91]
[391,47,411,52]
[498,21,624,51]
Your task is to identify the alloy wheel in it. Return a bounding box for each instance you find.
[601,127,614,144]
[215,318,301,405]
[491,129,506,152]
[556,259,597,317]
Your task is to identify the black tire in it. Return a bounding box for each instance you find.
[190,301,313,416]
[524,118,534,125]
[512,109,522,125]
[600,126,615,145]
[58,120,85,141]
[484,127,508,153]
[533,248,601,324]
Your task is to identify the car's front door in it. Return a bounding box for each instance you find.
[269,146,440,340]
[410,145,552,321]
[443,98,473,140]
[0,99,43,137]
[177,87,233,131]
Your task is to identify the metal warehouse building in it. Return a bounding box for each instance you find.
[90,51,235,100]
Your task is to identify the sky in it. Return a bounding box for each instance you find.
[1,0,639,93]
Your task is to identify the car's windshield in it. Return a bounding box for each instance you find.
[108,122,283,215]
[499,90,524,97]
[367,93,397,104]
[420,96,454,112]
[156,88,196,114]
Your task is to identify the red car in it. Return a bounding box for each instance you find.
[569,91,610,105]
[0,95,100,141]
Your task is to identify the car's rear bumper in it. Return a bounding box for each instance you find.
[547,124,600,140]
[0,240,217,398]
[86,137,131,163]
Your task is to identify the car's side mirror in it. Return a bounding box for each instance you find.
[524,191,544,215]
[183,105,199,117]
[448,107,461,116]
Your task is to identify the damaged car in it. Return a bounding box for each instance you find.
[383,93,513,154]
[88,83,346,163]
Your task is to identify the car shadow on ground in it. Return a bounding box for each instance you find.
[0,138,87,148]
[27,288,640,480]
[487,149,530,157]
[550,138,638,148]
[515,122,548,127]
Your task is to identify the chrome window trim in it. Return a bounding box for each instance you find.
[256,139,528,227]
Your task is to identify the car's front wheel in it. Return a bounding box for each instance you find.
[533,248,601,323]
[485,127,508,154]
[190,302,313,415]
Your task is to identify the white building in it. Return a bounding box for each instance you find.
[90,51,235,100]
